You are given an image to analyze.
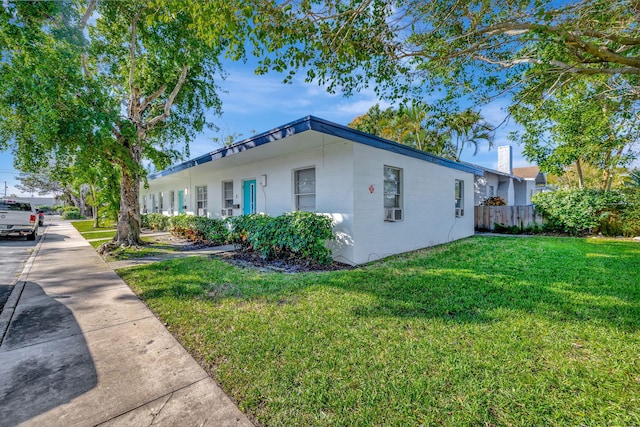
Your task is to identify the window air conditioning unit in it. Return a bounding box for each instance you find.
[198,208,206,216]
[385,208,403,222]
[455,208,464,218]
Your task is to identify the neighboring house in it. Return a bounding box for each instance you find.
[513,166,548,193]
[472,146,541,206]
[141,116,483,265]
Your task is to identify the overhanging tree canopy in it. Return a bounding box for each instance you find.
[1,0,265,248]
[257,0,640,101]
[254,0,639,183]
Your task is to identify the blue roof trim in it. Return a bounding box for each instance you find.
[148,116,483,180]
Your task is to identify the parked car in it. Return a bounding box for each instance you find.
[36,209,45,226]
[0,198,38,240]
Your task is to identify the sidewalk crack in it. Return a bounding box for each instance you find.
[149,391,173,425]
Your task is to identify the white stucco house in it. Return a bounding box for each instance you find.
[141,116,483,265]
[472,146,545,206]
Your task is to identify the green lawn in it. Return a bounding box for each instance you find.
[104,238,179,260]
[88,238,111,248]
[71,220,117,248]
[118,236,640,426]
[72,220,178,256]
[81,230,118,240]
[70,219,116,233]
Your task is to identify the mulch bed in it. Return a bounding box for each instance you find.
[213,250,354,273]
[144,232,219,251]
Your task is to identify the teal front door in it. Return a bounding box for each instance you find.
[243,180,256,215]
[178,190,184,214]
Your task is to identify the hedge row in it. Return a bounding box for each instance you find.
[532,188,640,236]
[141,212,335,264]
[61,206,82,220]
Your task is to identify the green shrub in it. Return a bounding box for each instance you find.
[228,214,272,251]
[493,222,544,235]
[168,214,228,245]
[532,189,625,235]
[229,212,334,264]
[619,188,640,237]
[62,206,81,220]
[141,213,169,231]
[482,196,506,206]
[156,212,335,263]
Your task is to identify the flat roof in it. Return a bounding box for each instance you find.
[148,116,484,180]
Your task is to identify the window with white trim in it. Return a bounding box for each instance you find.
[158,192,163,211]
[169,191,175,213]
[196,185,207,216]
[294,167,316,211]
[223,181,233,208]
[455,179,464,217]
[384,166,403,221]
[383,166,402,208]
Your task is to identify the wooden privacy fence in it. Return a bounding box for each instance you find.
[475,205,544,231]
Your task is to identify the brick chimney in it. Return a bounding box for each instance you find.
[497,145,513,175]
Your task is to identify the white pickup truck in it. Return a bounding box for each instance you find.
[0,198,39,241]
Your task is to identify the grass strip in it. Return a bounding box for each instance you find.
[81,230,118,240]
[88,238,112,248]
[118,236,640,426]
[71,219,116,233]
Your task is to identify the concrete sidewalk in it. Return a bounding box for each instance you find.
[0,220,253,426]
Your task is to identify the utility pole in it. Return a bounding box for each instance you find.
[3,181,7,197]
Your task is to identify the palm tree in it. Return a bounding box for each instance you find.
[627,168,640,187]
[442,109,495,161]
[379,101,433,151]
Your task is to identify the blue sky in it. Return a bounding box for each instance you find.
[0,60,529,198]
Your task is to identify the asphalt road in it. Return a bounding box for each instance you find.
[0,231,40,312]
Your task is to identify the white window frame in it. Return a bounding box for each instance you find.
[158,192,163,212]
[222,181,234,208]
[383,166,403,222]
[195,185,208,216]
[455,179,464,217]
[383,166,402,209]
[169,190,175,214]
[294,167,316,212]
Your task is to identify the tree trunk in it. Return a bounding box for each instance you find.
[115,166,142,246]
[67,186,81,210]
[91,185,99,228]
[575,158,585,189]
[600,149,613,190]
[601,168,612,191]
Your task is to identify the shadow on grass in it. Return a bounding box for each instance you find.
[124,237,640,330]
